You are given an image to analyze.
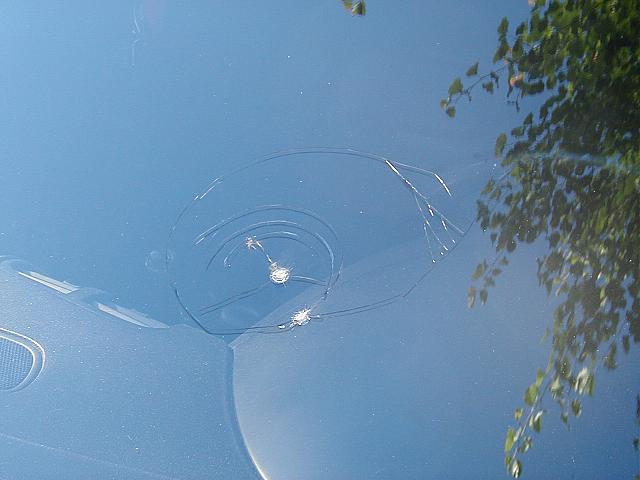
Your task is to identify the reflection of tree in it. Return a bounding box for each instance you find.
[341,1,366,16]
[476,153,638,476]
[442,1,640,477]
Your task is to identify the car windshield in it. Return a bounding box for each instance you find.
[1,1,638,479]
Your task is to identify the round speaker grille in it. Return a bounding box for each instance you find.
[0,330,44,391]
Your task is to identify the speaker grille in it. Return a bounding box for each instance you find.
[0,337,34,390]
[0,330,44,391]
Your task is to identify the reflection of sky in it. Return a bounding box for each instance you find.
[0,1,637,479]
[233,232,640,478]
[0,1,530,318]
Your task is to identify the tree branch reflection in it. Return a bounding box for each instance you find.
[443,1,640,476]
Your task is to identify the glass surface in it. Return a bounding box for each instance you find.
[168,148,493,334]
[0,1,638,479]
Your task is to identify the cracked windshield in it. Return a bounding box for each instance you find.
[1,1,638,479]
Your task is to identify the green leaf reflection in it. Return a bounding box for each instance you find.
[341,1,366,16]
[444,0,640,476]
